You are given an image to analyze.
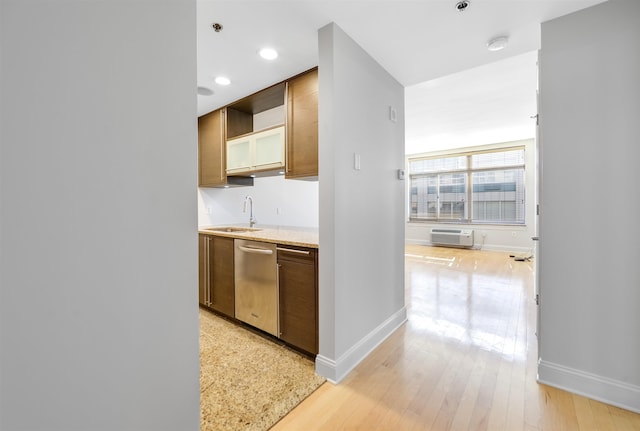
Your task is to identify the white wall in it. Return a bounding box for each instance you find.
[0,2,200,430]
[406,139,537,254]
[539,0,640,412]
[316,23,407,382]
[198,176,319,228]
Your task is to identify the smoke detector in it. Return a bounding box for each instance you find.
[487,36,509,51]
[455,1,470,12]
[197,86,214,96]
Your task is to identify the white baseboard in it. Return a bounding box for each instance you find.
[479,244,531,254]
[315,307,407,384]
[538,359,640,413]
[405,239,531,254]
[405,239,429,246]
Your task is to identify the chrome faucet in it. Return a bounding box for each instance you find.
[243,195,256,227]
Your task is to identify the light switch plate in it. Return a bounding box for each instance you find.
[389,106,397,123]
[397,169,405,180]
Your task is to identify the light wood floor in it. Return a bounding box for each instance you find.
[272,245,640,431]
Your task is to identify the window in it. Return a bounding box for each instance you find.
[409,147,525,225]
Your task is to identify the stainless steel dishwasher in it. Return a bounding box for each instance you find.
[234,239,278,336]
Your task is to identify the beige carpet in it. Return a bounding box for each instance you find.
[200,309,325,431]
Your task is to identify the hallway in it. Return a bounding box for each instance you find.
[272,245,640,430]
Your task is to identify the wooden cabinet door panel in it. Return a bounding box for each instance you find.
[198,109,227,187]
[278,247,318,354]
[199,234,234,318]
[286,69,318,179]
[210,236,235,318]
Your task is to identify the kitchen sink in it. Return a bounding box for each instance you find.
[204,227,262,233]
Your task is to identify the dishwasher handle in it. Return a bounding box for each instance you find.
[238,245,274,255]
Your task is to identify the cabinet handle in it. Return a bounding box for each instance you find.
[207,237,212,305]
[204,237,209,305]
[276,247,310,255]
[284,81,290,173]
[276,263,281,337]
[209,237,214,305]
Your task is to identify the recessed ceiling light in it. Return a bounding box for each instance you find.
[259,48,278,60]
[487,36,509,51]
[456,0,470,12]
[215,76,231,86]
[197,86,214,96]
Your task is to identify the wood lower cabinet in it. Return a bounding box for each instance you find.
[199,234,235,318]
[286,68,318,179]
[277,245,318,355]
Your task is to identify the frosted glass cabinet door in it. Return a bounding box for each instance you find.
[226,137,251,173]
[254,126,284,169]
[226,126,284,174]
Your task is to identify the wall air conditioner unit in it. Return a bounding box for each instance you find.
[431,228,474,248]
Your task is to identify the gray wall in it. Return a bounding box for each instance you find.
[316,23,406,382]
[0,1,200,429]
[539,0,640,412]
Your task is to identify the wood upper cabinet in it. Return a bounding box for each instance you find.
[278,245,318,355]
[286,68,318,179]
[200,69,317,182]
[198,108,227,187]
[199,234,235,318]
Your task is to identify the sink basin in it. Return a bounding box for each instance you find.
[204,227,261,233]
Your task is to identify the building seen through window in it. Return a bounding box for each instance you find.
[409,147,525,225]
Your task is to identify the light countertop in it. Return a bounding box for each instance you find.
[198,224,318,248]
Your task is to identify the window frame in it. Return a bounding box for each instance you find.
[408,145,526,226]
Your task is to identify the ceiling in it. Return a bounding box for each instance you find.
[405,50,539,155]
[197,0,606,152]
